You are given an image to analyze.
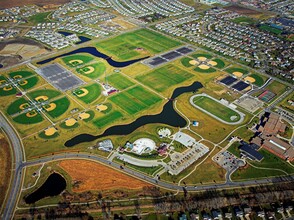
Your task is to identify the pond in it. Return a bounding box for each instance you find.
[65,81,203,147]
[24,172,66,204]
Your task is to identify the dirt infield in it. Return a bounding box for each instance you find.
[76,88,89,97]
[65,118,77,126]
[44,103,56,111]
[69,59,83,65]
[233,71,243,78]
[244,76,256,83]
[35,96,49,101]
[84,66,95,74]
[96,104,108,111]
[189,60,199,65]
[197,57,207,62]
[198,64,210,70]
[59,160,151,192]
[44,127,57,136]
[79,112,90,120]
[208,60,217,66]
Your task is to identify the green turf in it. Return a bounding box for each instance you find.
[76,62,106,79]
[249,73,265,87]
[231,16,255,25]
[227,142,241,157]
[0,75,7,84]
[259,24,283,35]
[0,86,17,96]
[226,67,249,75]
[96,29,181,60]
[28,89,62,101]
[45,97,70,118]
[13,111,43,124]
[18,76,39,90]
[7,97,29,115]
[181,57,193,67]
[8,71,34,79]
[136,64,194,92]
[193,95,241,122]
[106,73,135,90]
[194,66,216,73]
[73,83,101,104]
[92,111,123,128]
[81,110,95,122]
[109,86,161,115]
[191,53,213,59]
[62,54,94,67]
[212,58,225,69]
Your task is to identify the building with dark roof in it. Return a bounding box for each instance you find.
[239,141,264,161]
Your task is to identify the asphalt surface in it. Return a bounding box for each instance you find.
[0,113,24,220]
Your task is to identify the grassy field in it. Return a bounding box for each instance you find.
[8,70,34,78]
[62,54,94,67]
[259,24,283,35]
[28,89,61,101]
[226,67,249,75]
[263,80,288,98]
[231,16,256,24]
[278,93,294,114]
[212,58,226,69]
[227,142,241,157]
[73,83,101,104]
[59,160,151,192]
[193,95,241,122]
[7,97,29,115]
[18,76,39,90]
[109,86,161,115]
[93,111,123,128]
[191,53,213,59]
[249,73,267,87]
[0,85,17,96]
[13,111,44,124]
[181,57,193,67]
[45,96,70,118]
[28,11,51,24]
[106,73,135,90]
[136,64,194,92]
[96,29,181,60]
[76,62,106,79]
[0,132,12,214]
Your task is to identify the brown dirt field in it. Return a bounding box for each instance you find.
[59,160,151,192]
[0,0,71,9]
[0,132,12,214]
[225,5,261,16]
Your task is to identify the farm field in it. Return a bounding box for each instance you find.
[109,86,161,115]
[136,64,194,93]
[96,29,182,60]
[59,160,151,192]
[192,95,241,123]
[106,73,135,90]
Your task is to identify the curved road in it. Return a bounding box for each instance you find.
[2,112,294,219]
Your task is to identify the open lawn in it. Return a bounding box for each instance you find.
[259,24,283,35]
[227,142,241,157]
[109,86,161,115]
[28,12,51,24]
[0,132,12,214]
[62,54,93,67]
[73,83,101,104]
[45,97,70,118]
[8,70,34,78]
[96,29,181,60]
[93,111,123,128]
[107,73,135,90]
[249,73,267,87]
[59,160,151,192]
[28,89,61,101]
[231,16,256,24]
[279,93,294,114]
[264,80,288,98]
[18,76,39,90]
[136,64,193,92]
[76,62,106,79]
[13,111,43,124]
[193,95,241,122]
[7,97,29,115]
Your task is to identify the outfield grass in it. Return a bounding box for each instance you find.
[194,66,216,73]
[7,97,29,115]
[76,62,106,79]
[181,57,193,67]
[28,89,61,101]
[82,110,95,122]
[93,111,123,128]
[107,73,135,90]
[73,83,101,104]
[226,67,249,75]
[191,53,213,59]
[96,29,181,60]
[193,95,241,122]
[0,86,17,96]
[39,130,59,139]
[212,58,226,69]
[45,97,70,118]
[18,76,39,90]
[109,86,161,115]
[13,111,43,124]
[62,54,94,67]
[8,71,34,78]
[136,64,194,92]
[249,73,266,87]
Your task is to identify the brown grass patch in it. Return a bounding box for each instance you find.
[59,160,151,192]
[0,132,12,212]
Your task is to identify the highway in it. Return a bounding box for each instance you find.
[0,113,24,220]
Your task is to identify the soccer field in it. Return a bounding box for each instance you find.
[107,73,135,90]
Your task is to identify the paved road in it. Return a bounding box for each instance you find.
[0,113,24,220]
